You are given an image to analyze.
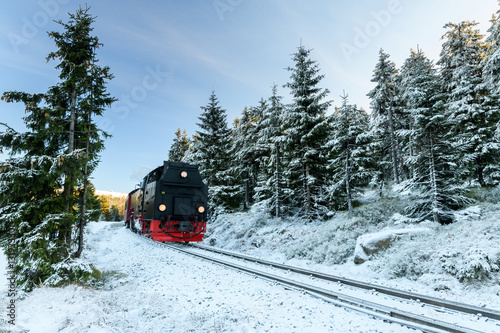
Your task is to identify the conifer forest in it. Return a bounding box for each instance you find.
[171,15,500,226]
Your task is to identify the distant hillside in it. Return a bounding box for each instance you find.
[95,190,128,221]
[95,190,128,198]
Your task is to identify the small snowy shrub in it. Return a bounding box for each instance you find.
[90,269,128,288]
[440,248,499,282]
[285,216,374,264]
[43,258,95,287]
[466,185,500,204]
[355,197,408,225]
[371,234,432,279]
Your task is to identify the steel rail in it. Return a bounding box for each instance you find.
[190,243,500,322]
[164,243,486,333]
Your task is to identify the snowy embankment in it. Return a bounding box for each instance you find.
[2,221,416,333]
[205,198,500,310]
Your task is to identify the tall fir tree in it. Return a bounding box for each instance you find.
[230,105,265,209]
[483,4,500,96]
[254,85,286,216]
[282,45,332,219]
[400,48,469,224]
[367,49,403,185]
[168,128,190,162]
[195,91,231,185]
[438,21,500,186]
[48,6,116,258]
[483,3,500,177]
[193,91,240,210]
[325,93,372,217]
[0,6,115,290]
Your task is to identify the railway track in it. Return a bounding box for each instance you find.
[163,243,500,333]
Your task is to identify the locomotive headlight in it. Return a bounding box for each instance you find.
[198,206,205,213]
[180,171,188,178]
[159,204,167,212]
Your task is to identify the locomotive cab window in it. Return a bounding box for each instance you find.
[148,170,161,183]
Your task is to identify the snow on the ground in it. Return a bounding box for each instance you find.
[1,222,417,333]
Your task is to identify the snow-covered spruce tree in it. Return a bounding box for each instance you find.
[0,106,81,292]
[194,91,240,210]
[438,21,500,186]
[230,104,269,209]
[484,4,500,96]
[244,101,268,207]
[399,48,469,224]
[391,72,412,181]
[399,48,437,181]
[168,128,190,162]
[483,5,500,181]
[367,49,403,185]
[0,6,115,290]
[47,6,116,258]
[253,84,286,216]
[282,46,332,219]
[325,92,372,217]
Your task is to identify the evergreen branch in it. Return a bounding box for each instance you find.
[0,122,17,133]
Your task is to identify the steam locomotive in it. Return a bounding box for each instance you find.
[124,161,208,242]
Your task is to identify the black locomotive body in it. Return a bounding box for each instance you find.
[125,161,208,242]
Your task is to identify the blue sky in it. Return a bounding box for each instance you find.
[1,0,499,193]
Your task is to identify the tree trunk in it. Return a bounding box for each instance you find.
[410,129,417,181]
[275,142,280,218]
[304,161,311,218]
[477,164,485,187]
[429,134,440,224]
[244,179,249,210]
[60,87,77,250]
[345,149,353,218]
[68,88,76,155]
[73,158,88,258]
[73,110,90,258]
[64,88,77,207]
[387,106,400,183]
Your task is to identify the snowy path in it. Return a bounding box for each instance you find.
[3,222,418,332]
